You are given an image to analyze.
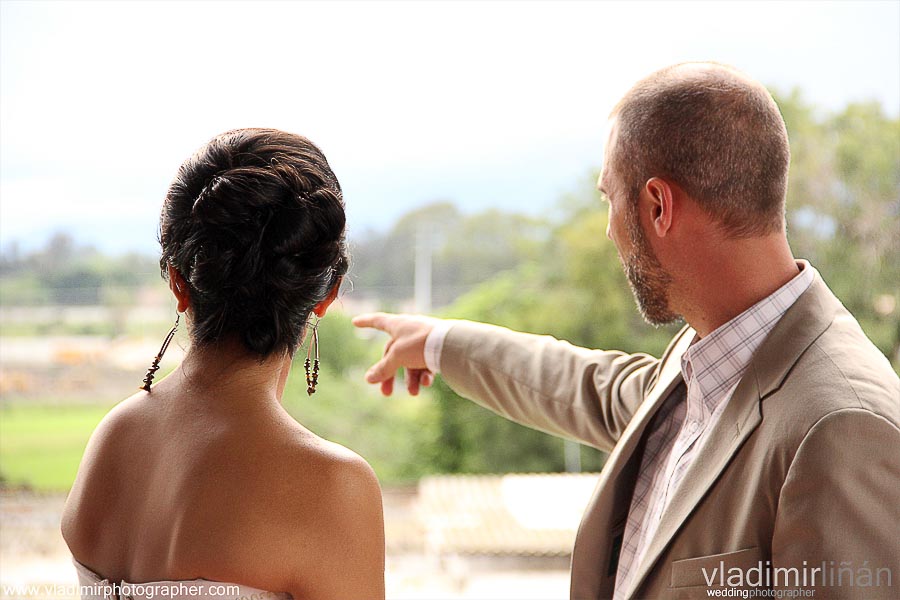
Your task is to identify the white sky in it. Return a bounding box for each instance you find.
[2,0,898,255]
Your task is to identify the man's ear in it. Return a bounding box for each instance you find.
[312,277,342,317]
[643,177,675,237]
[167,265,191,313]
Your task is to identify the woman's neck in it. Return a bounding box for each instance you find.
[158,339,294,410]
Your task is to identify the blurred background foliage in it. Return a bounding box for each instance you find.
[1,91,898,490]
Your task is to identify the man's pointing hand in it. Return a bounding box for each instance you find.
[351,312,440,396]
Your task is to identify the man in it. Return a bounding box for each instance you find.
[354,63,900,599]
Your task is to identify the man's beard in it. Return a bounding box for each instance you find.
[622,208,679,326]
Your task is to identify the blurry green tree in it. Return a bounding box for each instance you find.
[781,94,900,361]
[0,232,159,308]
[421,91,899,475]
[350,202,546,307]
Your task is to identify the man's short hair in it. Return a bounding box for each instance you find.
[610,62,790,237]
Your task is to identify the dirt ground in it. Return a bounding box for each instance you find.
[0,490,570,600]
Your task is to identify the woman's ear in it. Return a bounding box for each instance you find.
[167,265,191,313]
[312,277,342,317]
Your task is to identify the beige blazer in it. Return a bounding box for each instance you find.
[440,273,900,599]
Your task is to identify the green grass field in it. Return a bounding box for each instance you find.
[0,404,111,491]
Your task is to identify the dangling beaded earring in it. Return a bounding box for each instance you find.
[305,317,320,396]
[140,313,180,392]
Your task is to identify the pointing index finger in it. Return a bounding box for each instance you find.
[352,312,393,332]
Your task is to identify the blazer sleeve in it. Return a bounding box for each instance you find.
[438,320,663,452]
[772,408,900,599]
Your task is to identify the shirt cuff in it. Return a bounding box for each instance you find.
[424,320,454,374]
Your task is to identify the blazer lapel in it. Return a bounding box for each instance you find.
[621,374,763,599]
[570,326,695,599]
[620,271,842,599]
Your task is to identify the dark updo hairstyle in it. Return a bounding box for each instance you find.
[159,128,349,357]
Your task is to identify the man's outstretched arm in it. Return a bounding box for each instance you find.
[353,313,666,452]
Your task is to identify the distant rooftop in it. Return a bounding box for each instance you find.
[386,473,601,558]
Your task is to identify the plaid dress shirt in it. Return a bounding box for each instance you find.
[612,262,815,599]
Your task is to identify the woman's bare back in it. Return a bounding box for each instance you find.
[62,373,385,599]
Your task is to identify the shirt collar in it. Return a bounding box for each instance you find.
[680,260,816,413]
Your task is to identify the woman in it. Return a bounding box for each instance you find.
[61,129,385,600]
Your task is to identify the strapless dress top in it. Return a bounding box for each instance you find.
[74,558,293,600]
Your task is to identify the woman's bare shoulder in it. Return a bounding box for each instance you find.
[266,415,383,512]
[67,391,152,477]
[61,391,156,550]
[254,417,385,597]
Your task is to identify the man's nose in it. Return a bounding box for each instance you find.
[606,222,612,241]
